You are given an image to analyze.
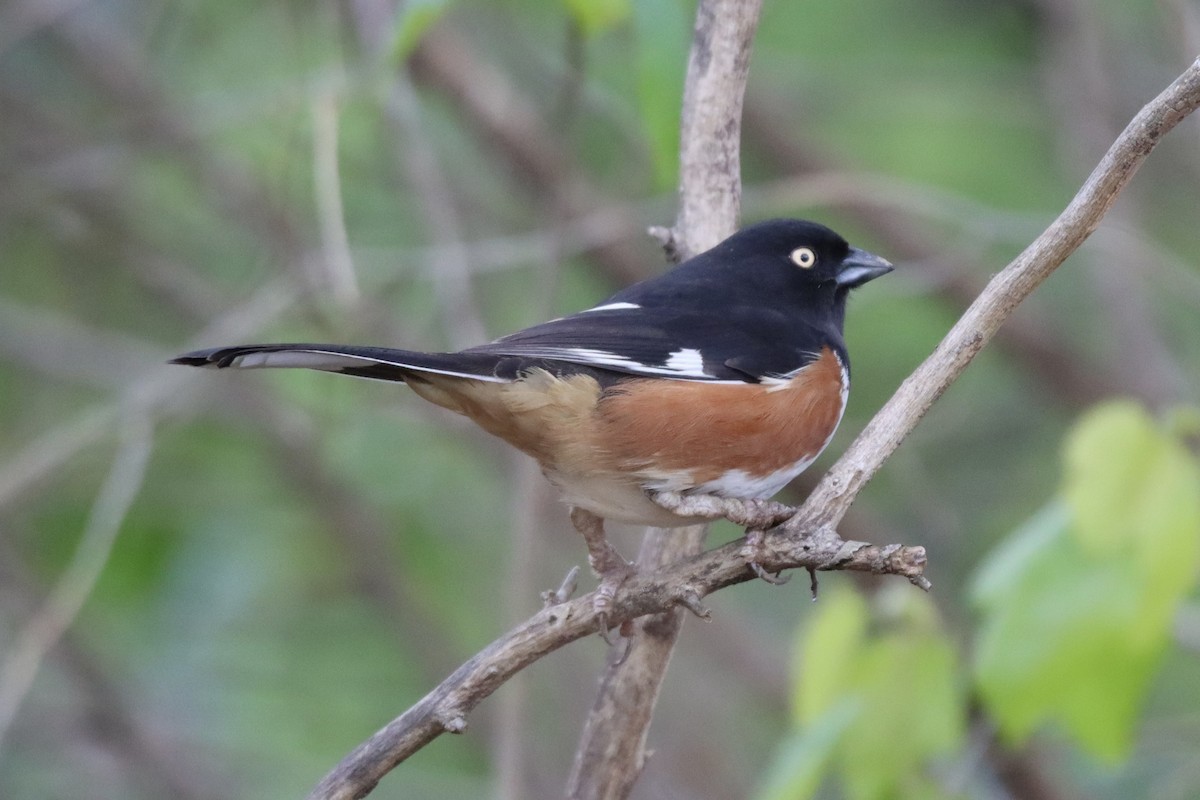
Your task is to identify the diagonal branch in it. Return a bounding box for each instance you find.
[786,57,1200,535]
[305,56,1200,800]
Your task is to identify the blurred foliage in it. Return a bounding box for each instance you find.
[759,587,964,800]
[1,0,1199,799]
[762,403,1200,799]
[974,403,1200,761]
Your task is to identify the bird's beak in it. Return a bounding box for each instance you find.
[835,247,894,288]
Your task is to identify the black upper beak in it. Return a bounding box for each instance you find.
[835,247,894,288]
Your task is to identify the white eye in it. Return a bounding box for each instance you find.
[790,247,817,269]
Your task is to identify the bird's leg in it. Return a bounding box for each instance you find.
[649,491,795,584]
[570,507,634,642]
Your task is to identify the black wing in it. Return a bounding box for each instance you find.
[467,304,834,383]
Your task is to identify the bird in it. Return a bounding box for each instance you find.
[172,218,892,632]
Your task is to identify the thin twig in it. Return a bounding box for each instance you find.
[0,282,296,510]
[408,25,655,288]
[0,415,153,750]
[311,89,361,308]
[304,57,1200,800]
[306,524,924,800]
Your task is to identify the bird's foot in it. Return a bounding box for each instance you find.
[742,529,791,586]
[591,558,637,645]
[570,507,636,643]
[649,491,797,530]
[651,492,795,585]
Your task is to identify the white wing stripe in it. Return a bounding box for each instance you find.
[579,301,641,313]
[229,350,509,382]
[491,345,729,380]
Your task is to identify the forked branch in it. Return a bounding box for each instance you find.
[307,57,1200,800]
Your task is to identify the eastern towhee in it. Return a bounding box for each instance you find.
[173,218,893,629]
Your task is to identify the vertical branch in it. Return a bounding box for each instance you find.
[662,0,764,259]
[312,90,361,308]
[566,1,763,798]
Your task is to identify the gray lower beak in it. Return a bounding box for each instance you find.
[836,247,894,288]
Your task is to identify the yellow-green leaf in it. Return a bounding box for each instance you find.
[632,0,688,189]
[837,593,964,800]
[389,0,453,62]
[974,402,1200,761]
[1064,401,1163,553]
[563,0,631,36]
[754,701,860,800]
[794,587,868,722]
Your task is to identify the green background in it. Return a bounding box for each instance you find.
[1,1,1198,798]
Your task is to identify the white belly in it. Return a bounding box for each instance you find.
[544,469,706,528]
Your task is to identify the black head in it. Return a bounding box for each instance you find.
[609,218,892,331]
[709,218,893,291]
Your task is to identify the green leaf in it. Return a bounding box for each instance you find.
[1064,401,1200,642]
[837,591,965,800]
[970,501,1070,607]
[973,402,1200,761]
[1064,401,1164,553]
[631,0,688,189]
[563,0,631,36]
[794,586,868,722]
[755,700,861,800]
[973,531,1149,759]
[779,588,964,800]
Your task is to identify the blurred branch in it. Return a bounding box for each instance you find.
[305,57,1200,800]
[0,539,229,800]
[564,524,708,800]
[382,74,488,348]
[742,102,1119,408]
[311,90,361,308]
[0,415,153,751]
[0,282,296,511]
[982,722,1079,800]
[568,2,762,798]
[345,0,490,348]
[1034,0,1184,409]
[50,17,316,292]
[408,25,655,287]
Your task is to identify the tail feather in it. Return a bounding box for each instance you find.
[170,343,510,383]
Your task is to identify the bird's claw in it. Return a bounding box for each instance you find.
[749,559,791,585]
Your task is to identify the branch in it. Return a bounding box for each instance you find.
[564,524,708,800]
[0,415,153,750]
[786,57,1200,536]
[305,58,1200,800]
[567,2,762,797]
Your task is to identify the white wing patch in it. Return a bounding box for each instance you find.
[556,346,724,380]
[663,348,705,375]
